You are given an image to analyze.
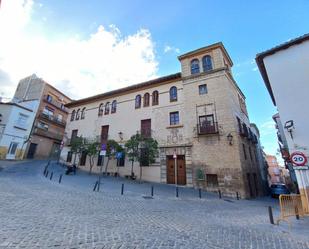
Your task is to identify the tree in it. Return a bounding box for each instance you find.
[85,139,100,174]
[104,139,123,175]
[70,136,85,166]
[125,134,158,182]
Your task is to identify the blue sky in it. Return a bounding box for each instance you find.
[1,0,309,159]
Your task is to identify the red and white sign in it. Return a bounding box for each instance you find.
[290,151,308,166]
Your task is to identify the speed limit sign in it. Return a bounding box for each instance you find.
[290,152,308,166]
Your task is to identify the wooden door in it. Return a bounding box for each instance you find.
[166,156,175,184]
[166,155,186,185]
[177,155,186,185]
[27,143,37,159]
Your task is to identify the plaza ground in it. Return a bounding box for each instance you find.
[0,160,308,249]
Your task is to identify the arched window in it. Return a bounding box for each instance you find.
[191,59,200,74]
[143,93,150,107]
[81,107,86,120]
[202,55,213,72]
[152,90,159,106]
[135,95,141,109]
[75,109,80,120]
[98,103,104,116]
[104,102,110,115]
[169,86,177,102]
[70,110,75,121]
[111,100,117,113]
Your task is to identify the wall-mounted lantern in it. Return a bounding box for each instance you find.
[118,131,123,141]
[227,133,233,145]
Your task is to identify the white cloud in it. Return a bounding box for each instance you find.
[259,119,276,136]
[0,0,158,99]
[164,45,180,54]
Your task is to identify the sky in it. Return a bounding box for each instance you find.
[1,0,309,160]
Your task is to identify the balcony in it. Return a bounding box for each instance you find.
[43,95,69,113]
[239,124,248,137]
[197,122,219,135]
[39,112,66,127]
[33,127,63,141]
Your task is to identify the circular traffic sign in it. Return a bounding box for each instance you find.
[290,152,308,166]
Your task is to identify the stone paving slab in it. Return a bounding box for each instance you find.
[0,160,308,249]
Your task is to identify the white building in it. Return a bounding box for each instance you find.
[0,100,39,160]
[256,33,309,211]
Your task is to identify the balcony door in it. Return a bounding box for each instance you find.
[101,125,109,145]
[141,119,151,138]
[199,114,216,134]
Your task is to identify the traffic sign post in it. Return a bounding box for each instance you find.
[290,151,308,167]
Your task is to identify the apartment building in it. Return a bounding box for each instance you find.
[0,100,38,160]
[13,75,72,159]
[61,42,263,198]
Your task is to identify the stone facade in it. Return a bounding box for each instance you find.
[61,42,263,198]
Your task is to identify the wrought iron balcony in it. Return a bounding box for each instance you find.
[197,122,219,135]
[33,127,63,141]
[43,95,69,113]
[39,112,66,127]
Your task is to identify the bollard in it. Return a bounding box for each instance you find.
[218,189,222,199]
[50,172,53,180]
[295,206,300,220]
[268,206,274,225]
[151,186,154,197]
[176,186,179,198]
[97,181,100,192]
[46,171,49,178]
[121,183,124,195]
[58,174,62,184]
[236,192,239,200]
[199,188,202,199]
[93,181,98,192]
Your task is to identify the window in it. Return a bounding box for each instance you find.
[170,111,179,125]
[81,107,86,120]
[191,59,200,74]
[80,151,87,166]
[8,142,18,155]
[66,151,72,162]
[206,174,218,187]
[104,102,110,115]
[135,95,141,109]
[249,146,253,161]
[141,119,151,138]
[43,106,54,117]
[47,94,53,102]
[199,84,208,95]
[75,109,80,120]
[236,116,242,133]
[152,90,159,105]
[71,129,78,141]
[169,86,177,102]
[202,55,213,72]
[98,103,104,116]
[71,110,75,121]
[243,143,247,160]
[37,121,49,131]
[111,100,117,113]
[57,114,63,122]
[140,148,149,166]
[15,113,28,128]
[143,93,150,107]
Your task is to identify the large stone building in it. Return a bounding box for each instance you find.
[62,42,264,198]
[13,75,72,159]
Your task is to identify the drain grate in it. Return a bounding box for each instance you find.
[142,195,154,199]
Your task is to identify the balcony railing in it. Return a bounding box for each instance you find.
[39,112,66,127]
[34,127,63,141]
[197,122,219,135]
[43,95,69,113]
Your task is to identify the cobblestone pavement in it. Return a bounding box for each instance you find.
[0,160,309,249]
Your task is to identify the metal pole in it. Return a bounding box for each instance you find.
[199,188,202,199]
[268,206,274,225]
[121,183,124,195]
[151,186,154,197]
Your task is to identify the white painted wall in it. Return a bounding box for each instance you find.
[263,40,309,159]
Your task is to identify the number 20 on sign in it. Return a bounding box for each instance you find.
[290,152,308,166]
